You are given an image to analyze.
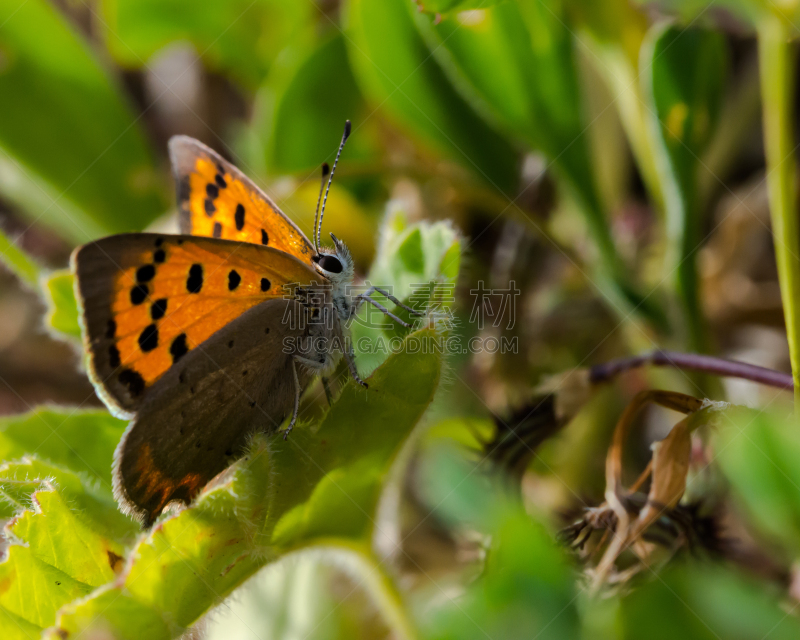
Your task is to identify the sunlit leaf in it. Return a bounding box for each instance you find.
[42,269,81,342]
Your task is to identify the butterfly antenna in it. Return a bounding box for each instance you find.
[313,163,330,253]
[317,120,351,251]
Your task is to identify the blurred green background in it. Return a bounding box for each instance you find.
[4,0,800,638]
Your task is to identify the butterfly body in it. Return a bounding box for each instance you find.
[73,126,419,526]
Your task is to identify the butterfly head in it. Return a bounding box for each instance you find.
[312,232,353,285]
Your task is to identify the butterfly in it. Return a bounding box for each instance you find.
[72,121,421,526]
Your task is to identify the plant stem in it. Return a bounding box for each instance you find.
[758,16,800,408]
[589,350,794,390]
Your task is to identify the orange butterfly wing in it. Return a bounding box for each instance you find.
[169,136,316,261]
[72,233,317,417]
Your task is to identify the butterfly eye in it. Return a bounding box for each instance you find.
[316,255,343,274]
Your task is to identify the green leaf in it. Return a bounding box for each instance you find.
[643,24,727,350]
[0,0,165,243]
[0,543,92,629]
[10,489,126,587]
[0,605,42,640]
[50,328,443,637]
[100,0,314,90]
[715,407,800,558]
[0,458,137,542]
[42,269,81,342]
[0,227,39,290]
[0,408,126,488]
[621,563,800,640]
[0,458,137,634]
[343,0,520,195]
[262,33,379,174]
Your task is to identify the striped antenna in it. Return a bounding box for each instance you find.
[316,120,351,251]
[312,163,330,253]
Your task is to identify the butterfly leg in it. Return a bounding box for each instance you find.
[283,358,302,440]
[353,295,414,328]
[343,339,368,389]
[358,286,425,317]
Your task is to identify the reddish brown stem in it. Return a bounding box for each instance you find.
[589,350,793,390]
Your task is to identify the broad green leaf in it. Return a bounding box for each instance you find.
[262,33,379,174]
[0,604,42,640]
[715,407,800,558]
[343,0,519,195]
[0,227,39,290]
[0,0,165,243]
[643,24,727,351]
[621,563,800,640]
[0,458,137,542]
[0,544,91,629]
[0,408,125,488]
[42,269,81,342]
[0,467,134,634]
[50,329,443,637]
[100,0,313,90]
[10,489,126,587]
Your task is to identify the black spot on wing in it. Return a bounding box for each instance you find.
[260,278,271,292]
[235,204,245,230]
[130,284,148,305]
[204,199,216,216]
[153,249,166,263]
[213,222,222,238]
[187,264,203,293]
[206,183,219,199]
[215,174,227,189]
[150,298,167,320]
[136,264,155,282]
[261,229,268,245]
[138,324,159,352]
[228,270,241,291]
[170,333,188,363]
